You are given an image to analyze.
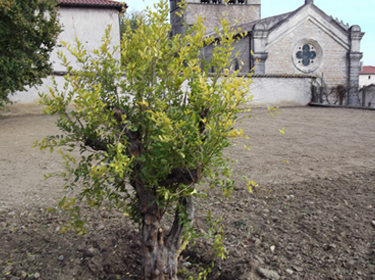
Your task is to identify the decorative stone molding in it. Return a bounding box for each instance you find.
[349,25,364,52]
[347,25,365,105]
[252,25,269,49]
[347,52,363,105]
[251,23,269,74]
[253,52,268,74]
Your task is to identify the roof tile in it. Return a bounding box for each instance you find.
[360,66,375,74]
[58,0,126,12]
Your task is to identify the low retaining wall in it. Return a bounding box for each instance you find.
[4,74,315,115]
[4,76,66,116]
[249,75,314,107]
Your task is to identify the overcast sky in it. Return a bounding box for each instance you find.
[124,0,375,65]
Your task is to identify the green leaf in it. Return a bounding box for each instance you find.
[0,0,61,109]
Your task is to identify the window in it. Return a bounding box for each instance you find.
[234,59,240,71]
[201,0,210,3]
[296,44,316,66]
[292,39,322,73]
[369,76,371,80]
[212,0,222,3]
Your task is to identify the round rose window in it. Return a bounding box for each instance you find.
[292,39,323,73]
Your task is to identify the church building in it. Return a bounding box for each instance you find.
[170,0,364,106]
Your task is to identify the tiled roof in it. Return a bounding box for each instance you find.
[360,66,375,74]
[58,0,126,12]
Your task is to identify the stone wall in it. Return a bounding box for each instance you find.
[265,19,348,88]
[202,35,251,73]
[171,1,260,35]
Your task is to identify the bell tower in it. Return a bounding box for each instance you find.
[170,0,261,35]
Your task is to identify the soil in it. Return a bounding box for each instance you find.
[1,107,375,280]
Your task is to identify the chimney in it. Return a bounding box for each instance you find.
[305,0,314,4]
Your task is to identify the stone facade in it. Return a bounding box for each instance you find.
[170,0,260,35]
[171,0,365,105]
[264,19,349,88]
[202,34,251,73]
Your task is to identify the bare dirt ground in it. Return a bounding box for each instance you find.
[1,107,375,280]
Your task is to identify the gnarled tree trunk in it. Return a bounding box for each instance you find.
[141,197,194,280]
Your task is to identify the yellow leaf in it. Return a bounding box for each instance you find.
[60,227,67,234]
[137,99,149,107]
[228,129,240,137]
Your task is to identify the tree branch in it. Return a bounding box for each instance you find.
[158,168,199,188]
[166,196,194,249]
[84,137,109,151]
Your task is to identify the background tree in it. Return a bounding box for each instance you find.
[120,9,147,34]
[0,0,61,109]
[36,0,251,279]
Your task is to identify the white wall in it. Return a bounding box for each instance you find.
[181,76,313,107]
[51,7,121,72]
[4,76,67,116]
[6,7,121,114]
[359,74,375,87]
[6,74,313,116]
[248,77,313,107]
